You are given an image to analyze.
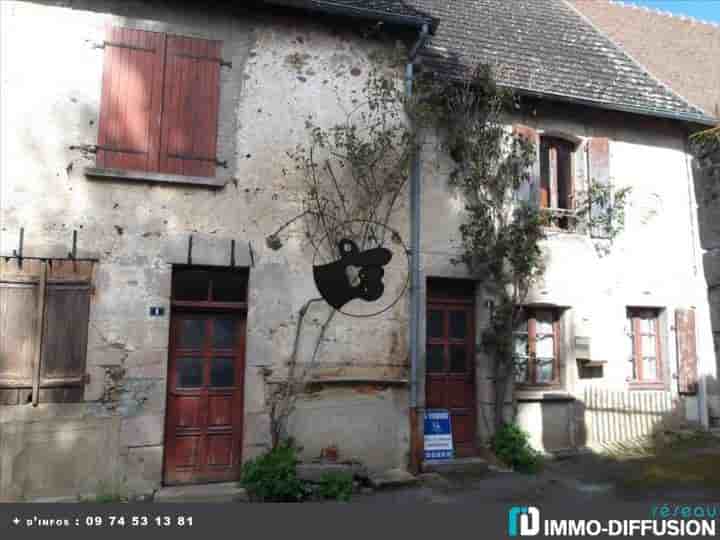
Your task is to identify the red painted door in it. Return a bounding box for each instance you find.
[164,311,246,484]
[425,292,477,457]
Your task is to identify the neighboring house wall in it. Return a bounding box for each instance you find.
[420,102,716,451]
[694,139,720,427]
[569,0,720,119]
[0,0,716,501]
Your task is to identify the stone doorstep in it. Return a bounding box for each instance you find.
[154,482,248,503]
[296,462,368,483]
[367,468,420,489]
[421,457,490,475]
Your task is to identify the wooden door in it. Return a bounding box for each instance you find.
[164,311,246,485]
[425,290,477,457]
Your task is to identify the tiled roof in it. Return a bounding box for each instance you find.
[262,0,436,27]
[405,0,714,124]
[570,0,720,120]
[263,0,716,125]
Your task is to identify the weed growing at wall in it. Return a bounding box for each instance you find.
[492,423,542,474]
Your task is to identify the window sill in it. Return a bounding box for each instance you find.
[515,388,574,402]
[628,381,667,391]
[85,167,226,188]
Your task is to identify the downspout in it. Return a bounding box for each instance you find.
[407,23,429,474]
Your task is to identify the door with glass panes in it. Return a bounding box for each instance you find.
[425,287,477,457]
[164,267,247,485]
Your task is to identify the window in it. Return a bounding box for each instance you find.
[513,125,612,236]
[627,308,664,388]
[89,27,223,185]
[0,259,93,405]
[540,136,575,229]
[513,308,560,386]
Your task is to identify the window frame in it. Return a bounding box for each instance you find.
[538,135,578,231]
[627,307,665,390]
[513,307,562,388]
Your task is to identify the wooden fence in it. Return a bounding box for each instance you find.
[582,387,679,450]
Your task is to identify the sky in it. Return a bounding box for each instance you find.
[627,1,720,23]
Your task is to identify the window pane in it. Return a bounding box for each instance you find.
[177,357,203,387]
[641,335,656,357]
[536,311,554,334]
[449,311,467,340]
[514,356,528,383]
[536,333,554,359]
[536,358,554,383]
[513,334,528,356]
[178,319,205,349]
[211,357,235,387]
[427,310,443,339]
[211,271,247,302]
[639,316,655,334]
[449,345,467,372]
[426,344,444,372]
[643,357,657,381]
[213,318,236,349]
[172,270,209,301]
[515,317,528,333]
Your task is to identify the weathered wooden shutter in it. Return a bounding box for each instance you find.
[587,137,611,238]
[159,35,222,178]
[675,308,698,395]
[96,27,166,172]
[513,125,541,208]
[38,261,93,403]
[0,260,93,405]
[0,260,42,405]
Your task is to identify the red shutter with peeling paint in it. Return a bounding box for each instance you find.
[675,308,699,395]
[159,36,222,178]
[97,27,166,172]
[588,137,611,238]
[513,125,541,208]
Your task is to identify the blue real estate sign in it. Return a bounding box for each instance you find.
[423,409,454,460]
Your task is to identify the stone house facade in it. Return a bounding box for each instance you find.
[0,0,717,500]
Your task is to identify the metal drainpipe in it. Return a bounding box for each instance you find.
[406,23,429,472]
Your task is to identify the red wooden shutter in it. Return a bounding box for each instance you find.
[513,125,541,208]
[0,260,42,405]
[588,137,611,238]
[96,27,166,172]
[38,261,93,403]
[159,35,222,178]
[675,308,698,395]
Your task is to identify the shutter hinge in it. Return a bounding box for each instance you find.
[69,144,98,154]
[220,60,232,69]
[83,373,91,385]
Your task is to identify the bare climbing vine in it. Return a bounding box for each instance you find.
[264,63,418,448]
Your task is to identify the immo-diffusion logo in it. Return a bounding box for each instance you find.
[507,504,717,537]
[508,506,541,537]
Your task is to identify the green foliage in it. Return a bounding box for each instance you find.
[575,181,632,246]
[492,423,542,474]
[240,442,308,502]
[316,471,354,502]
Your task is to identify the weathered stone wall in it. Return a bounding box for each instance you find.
[0,0,413,500]
[693,138,720,425]
[0,0,716,500]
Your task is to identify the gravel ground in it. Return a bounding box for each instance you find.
[350,450,720,504]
